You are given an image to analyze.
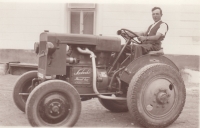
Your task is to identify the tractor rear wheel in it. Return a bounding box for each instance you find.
[26,80,81,127]
[127,63,186,128]
[13,70,37,112]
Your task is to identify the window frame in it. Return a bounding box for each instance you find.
[68,8,96,35]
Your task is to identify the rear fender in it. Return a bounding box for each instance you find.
[120,55,179,84]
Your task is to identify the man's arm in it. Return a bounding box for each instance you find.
[138,33,163,42]
[137,23,167,42]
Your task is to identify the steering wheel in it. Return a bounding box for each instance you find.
[118,28,139,39]
[117,28,141,44]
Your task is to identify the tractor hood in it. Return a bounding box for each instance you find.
[40,31,121,52]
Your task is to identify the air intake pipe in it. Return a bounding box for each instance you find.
[77,47,126,100]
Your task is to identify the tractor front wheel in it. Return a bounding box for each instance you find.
[127,63,186,128]
[26,80,81,127]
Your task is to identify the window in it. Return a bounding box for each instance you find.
[68,4,95,34]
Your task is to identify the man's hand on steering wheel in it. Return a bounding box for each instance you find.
[137,36,147,42]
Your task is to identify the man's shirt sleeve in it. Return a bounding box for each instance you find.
[157,23,168,36]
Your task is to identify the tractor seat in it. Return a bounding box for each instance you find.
[148,49,164,55]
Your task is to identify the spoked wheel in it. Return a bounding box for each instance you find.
[26,80,81,127]
[13,71,37,112]
[127,63,186,128]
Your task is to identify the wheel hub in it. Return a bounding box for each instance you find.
[156,90,169,104]
[49,102,63,115]
[143,78,176,116]
[52,105,59,113]
[38,93,70,124]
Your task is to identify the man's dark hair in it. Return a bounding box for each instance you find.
[152,7,163,15]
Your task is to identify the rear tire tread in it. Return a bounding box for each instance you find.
[127,63,186,128]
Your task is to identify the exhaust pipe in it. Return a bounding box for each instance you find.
[77,47,126,100]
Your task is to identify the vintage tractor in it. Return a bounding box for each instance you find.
[13,29,186,128]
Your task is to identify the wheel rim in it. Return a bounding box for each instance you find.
[142,77,177,119]
[37,92,71,124]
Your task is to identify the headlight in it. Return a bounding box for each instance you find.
[46,42,56,55]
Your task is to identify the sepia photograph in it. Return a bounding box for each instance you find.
[0,0,199,127]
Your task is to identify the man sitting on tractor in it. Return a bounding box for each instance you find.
[125,7,169,59]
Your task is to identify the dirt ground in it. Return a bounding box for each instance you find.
[0,74,199,127]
